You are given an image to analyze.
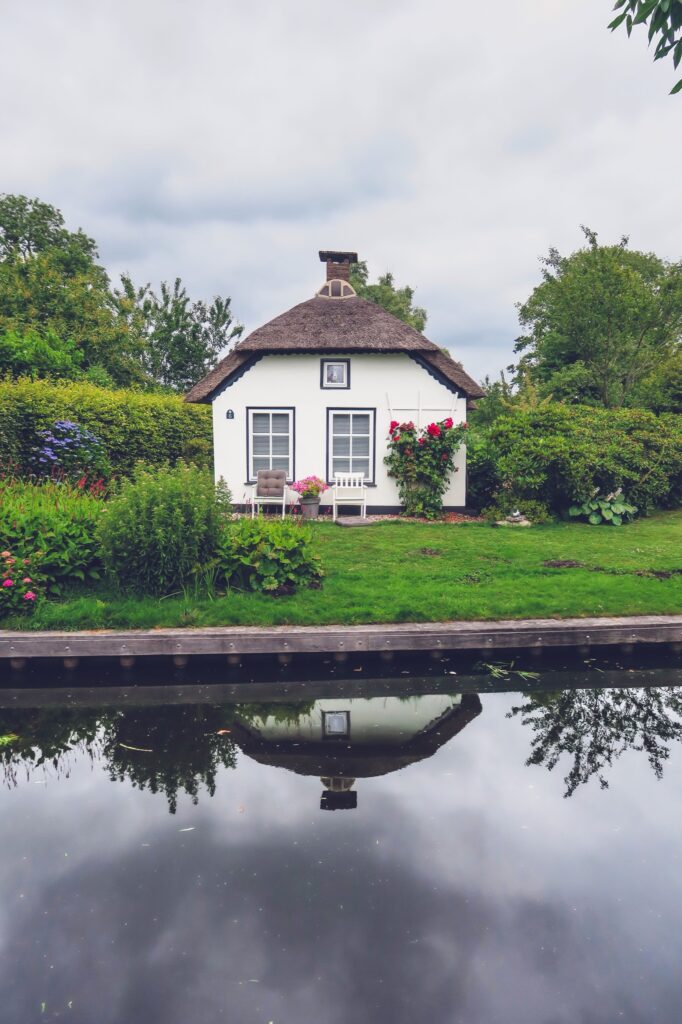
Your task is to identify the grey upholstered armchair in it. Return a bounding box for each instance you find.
[249,469,288,518]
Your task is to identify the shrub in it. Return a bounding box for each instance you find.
[482,498,553,524]
[0,479,104,593]
[481,405,682,516]
[384,417,468,518]
[218,517,324,594]
[0,550,43,618]
[33,419,111,482]
[0,377,212,478]
[98,465,231,595]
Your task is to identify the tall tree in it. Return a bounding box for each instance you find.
[0,194,243,391]
[126,277,243,392]
[609,0,682,94]
[350,260,428,333]
[515,227,682,409]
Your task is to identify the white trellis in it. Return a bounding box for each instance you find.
[385,391,457,430]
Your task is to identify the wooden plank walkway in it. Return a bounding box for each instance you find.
[1,615,681,667]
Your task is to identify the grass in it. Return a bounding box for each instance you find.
[3,510,682,632]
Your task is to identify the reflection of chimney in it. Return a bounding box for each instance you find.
[319,250,357,282]
[320,775,357,811]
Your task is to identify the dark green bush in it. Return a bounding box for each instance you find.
[476,405,682,516]
[0,377,212,478]
[0,479,104,593]
[97,465,231,595]
[218,517,324,594]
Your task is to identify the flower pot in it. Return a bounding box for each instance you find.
[299,496,321,520]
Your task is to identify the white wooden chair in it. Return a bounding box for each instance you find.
[249,469,288,518]
[332,472,367,521]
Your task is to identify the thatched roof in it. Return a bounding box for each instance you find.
[186,292,484,403]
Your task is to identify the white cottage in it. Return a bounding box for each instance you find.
[185,250,484,513]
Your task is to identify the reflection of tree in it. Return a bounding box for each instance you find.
[105,705,237,814]
[0,708,108,787]
[508,687,682,797]
[2,700,313,812]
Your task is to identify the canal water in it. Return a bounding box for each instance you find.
[1,656,682,1023]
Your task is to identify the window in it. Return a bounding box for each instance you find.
[247,408,294,481]
[322,710,350,739]
[316,279,356,299]
[327,408,375,482]
[321,359,350,390]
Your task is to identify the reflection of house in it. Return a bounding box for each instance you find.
[232,693,482,810]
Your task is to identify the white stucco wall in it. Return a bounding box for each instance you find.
[244,694,463,745]
[210,352,468,509]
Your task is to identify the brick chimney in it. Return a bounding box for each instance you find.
[319,250,358,282]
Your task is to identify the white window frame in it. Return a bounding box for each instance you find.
[321,359,350,390]
[326,408,375,484]
[246,407,294,482]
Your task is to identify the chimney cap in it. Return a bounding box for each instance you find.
[319,250,358,265]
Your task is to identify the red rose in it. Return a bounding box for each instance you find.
[393,434,400,442]
[389,420,399,432]
[427,423,441,438]
[443,417,453,429]
[418,437,425,446]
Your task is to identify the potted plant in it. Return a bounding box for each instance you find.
[291,476,328,519]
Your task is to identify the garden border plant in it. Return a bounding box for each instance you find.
[384,417,468,518]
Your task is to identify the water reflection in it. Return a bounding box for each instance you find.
[232,693,482,809]
[4,684,682,805]
[3,675,682,1023]
[508,686,682,796]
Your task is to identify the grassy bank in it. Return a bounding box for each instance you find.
[3,511,681,631]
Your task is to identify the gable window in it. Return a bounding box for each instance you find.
[321,358,350,389]
[247,407,294,481]
[327,408,375,482]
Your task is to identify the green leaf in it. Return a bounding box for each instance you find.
[633,0,659,25]
[611,514,623,525]
[589,513,603,525]
[671,76,682,94]
[608,9,630,28]
[568,506,582,516]
[602,507,614,519]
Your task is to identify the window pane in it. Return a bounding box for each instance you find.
[271,413,290,433]
[352,435,369,457]
[330,280,342,297]
[353,414,370,434]
[272,457,289,471]
[252,434,270,456]
[272,435,289,455]
[353,459,370,478]
[333,458,350,474]
[333,434,351,457]
[333,414,350,434]
[325,362,346,385]
[252,413,270,433]
[252,457,270,473]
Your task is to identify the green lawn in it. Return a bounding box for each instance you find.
[4,511,682,631]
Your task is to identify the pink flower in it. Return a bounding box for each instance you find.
[2,579,14,588]
[443,417,453,429]
[1,551,10,558]
[22,577,32,584]
[23,591,36,602]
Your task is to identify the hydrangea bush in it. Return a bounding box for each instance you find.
[33,420,110,483]
[384,417,468,518]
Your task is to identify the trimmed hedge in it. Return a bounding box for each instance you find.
[0,377,212,477]
[471,405,682,516]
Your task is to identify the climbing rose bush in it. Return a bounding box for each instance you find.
[385,417,468,518]
[0,550,44,618]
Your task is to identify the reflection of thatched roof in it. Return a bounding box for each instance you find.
[231,693,482,781]
[185,294,484,404]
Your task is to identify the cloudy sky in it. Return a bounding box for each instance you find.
[2,0,680,381]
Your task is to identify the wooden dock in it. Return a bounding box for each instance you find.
[1,614,681,671]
